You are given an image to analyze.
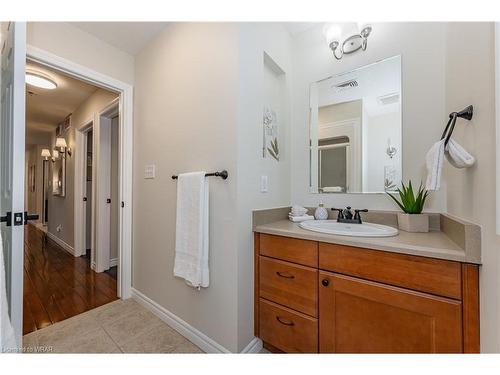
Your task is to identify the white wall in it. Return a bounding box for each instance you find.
[363,111,401,192]
[291,23,447,211]
[133,23,240,352]
[27,22,134,85]
[444,23,499,352]
[132,22,293,352]
[236,23,293,351]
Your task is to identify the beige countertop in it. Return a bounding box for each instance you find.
[254,219,480,264]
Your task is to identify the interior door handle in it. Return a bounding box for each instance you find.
[24,212,39,225]
[106,198,111,204]
[0,212,12,226]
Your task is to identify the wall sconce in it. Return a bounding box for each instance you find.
[41,148,51,160]
[51,149,59,162]
[386,138,397,159]
[323,22,372,60]
[55,137,71,157]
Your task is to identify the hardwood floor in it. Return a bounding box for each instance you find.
[23,225,118,335]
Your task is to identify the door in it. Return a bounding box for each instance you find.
[95,114,111,272]
[0,22,26,351]
[319,271,463,353]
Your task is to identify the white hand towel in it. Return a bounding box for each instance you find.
[288,214,315,222]
[425,139,446,191]
[322,186,343,193]
[445,139,476,169]
[290,205,308,216]
[1,230,17,352]
[174,172,209,289]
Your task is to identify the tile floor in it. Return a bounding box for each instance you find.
[22,299,203,353]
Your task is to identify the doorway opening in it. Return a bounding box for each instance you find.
[23,59,122,335]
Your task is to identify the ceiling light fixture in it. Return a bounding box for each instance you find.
[323,22,372,61]
[25,72,57,90]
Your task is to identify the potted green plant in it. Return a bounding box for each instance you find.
[386,181,430,232]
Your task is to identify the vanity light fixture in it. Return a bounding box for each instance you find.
[26,72,57,90]
[324,22,372,61]
[55,137,71,157]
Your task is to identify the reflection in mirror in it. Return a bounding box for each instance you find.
[309,55,402,193]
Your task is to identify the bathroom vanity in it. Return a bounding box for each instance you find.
[253,208,481,353]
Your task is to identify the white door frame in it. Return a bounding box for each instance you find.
[317,117,362,192]
[95,99,119,274]
[26,46,134,299]
[74,119,93,259]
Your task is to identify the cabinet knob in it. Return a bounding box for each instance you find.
[321,279,329,287]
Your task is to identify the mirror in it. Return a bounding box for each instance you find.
[309,55,402,193]
[52,153,66,197]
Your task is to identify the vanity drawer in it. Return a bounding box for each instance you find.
[319,243,462,299]
[259,234,318,267]
[259,299,318,353]
[260,256,318,317]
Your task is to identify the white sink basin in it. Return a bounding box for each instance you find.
[299,220,398,237]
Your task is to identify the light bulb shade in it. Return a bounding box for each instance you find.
[41,148,51,158]
[26,72,57,90]
[323,23,342,45]
[52,149,60,159]
[55,137,67,149]
[358,22,372,38]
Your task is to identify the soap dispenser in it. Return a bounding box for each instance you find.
[314,203,328,220]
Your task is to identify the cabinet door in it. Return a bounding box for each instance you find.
[319,271,462,353]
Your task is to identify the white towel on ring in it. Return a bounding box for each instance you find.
[445,139,476,169]
[425,139,446,191]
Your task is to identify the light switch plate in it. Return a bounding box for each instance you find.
[260,175,268,193]
[144,164,156,179]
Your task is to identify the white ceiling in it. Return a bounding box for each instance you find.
[26,61,99,133]
[284,22,319,36]
[72,22,169,55]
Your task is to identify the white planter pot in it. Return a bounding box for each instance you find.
[397,213,429,233]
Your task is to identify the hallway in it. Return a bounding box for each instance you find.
[23,225,118,335]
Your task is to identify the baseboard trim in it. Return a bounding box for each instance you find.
[240,337,263,353]
[132,288,252,353]
[110,258,118,267]
[46,231,75,256]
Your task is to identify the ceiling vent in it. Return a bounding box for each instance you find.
[378,92,400,105]
[333,79,358,92]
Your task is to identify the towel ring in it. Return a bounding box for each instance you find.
[440,105,473,146]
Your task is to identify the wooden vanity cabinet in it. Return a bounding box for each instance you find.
[319,271,462,353]
[254,233,480,354]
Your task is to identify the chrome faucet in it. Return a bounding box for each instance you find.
[331,206,368,224]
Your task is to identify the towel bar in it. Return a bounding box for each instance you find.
[171,170,228,180]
